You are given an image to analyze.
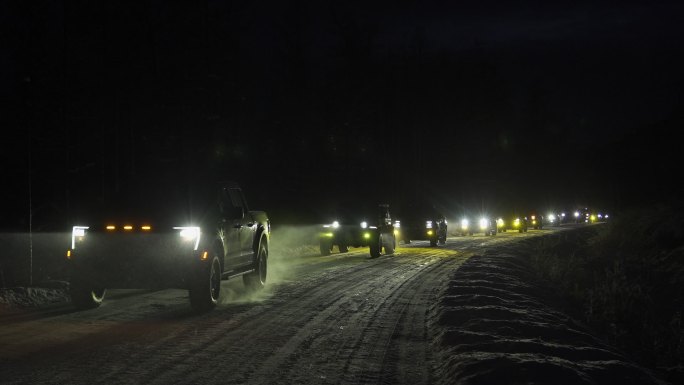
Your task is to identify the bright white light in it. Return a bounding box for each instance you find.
[360,221,368,229]
[561,213,566,217]
[426,220,433,229]
[461,219,469,230]
[71,226,89,249]
[332,221,340,228]
[174,226,201,250]
[479,218,488,230]
[574,211,580,217]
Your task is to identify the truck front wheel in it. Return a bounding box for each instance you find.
[70,277,106,310]
[189,255,221,313]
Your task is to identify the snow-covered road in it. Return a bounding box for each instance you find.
[0,228,667,384]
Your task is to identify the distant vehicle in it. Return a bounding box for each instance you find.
[458,217,474,236]
[396,205,447,246]
[475,217,497,236]
[66,182,270,313]
[500,216,528,233]
[529,214,543,229]
[319,203,396,258]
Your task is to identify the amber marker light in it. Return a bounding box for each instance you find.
[201,251,208,260]
[123,225,133,231]
[141,225,151,231]
[66,250,71,259]
[106,225,116,231]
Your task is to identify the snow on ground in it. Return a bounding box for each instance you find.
[0,237,670,384]
[0,281,70,310]
[429,247,668,385]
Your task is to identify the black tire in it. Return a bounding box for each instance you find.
[430,238,437,247]
[70,277,105,310]
[369,235,381,258]
[320,239,332,256]
[244,240,268,291]
[189,255,221,313]
[338,243,349,253]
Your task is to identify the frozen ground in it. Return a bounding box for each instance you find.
[0,232,669,384]
[428,245,667,384]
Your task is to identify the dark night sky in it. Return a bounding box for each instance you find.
[2,0,683,227]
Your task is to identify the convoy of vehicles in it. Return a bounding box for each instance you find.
[65,177,608,313]
[319,202,396,258]
[66,182,270,313]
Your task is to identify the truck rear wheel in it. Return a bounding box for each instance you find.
[369,235,381,258]
[244,241,268,291]
[338,243,349,253]
[189,255,221,313]
[383,234,395,255]
[320,239,332,256]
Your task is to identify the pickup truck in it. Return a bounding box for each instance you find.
[396,204,447,246]
[319,202,396,258]
[66,181,270,313]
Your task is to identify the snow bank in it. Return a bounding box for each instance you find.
[0,281,70,310]
[429,252,668,385]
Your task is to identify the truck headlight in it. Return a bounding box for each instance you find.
[496,218,504,228]
[360,221,368,229]
[71,226,89,249]
[460,219,469,230]
[479,218,488,230]
[174,226,201,250]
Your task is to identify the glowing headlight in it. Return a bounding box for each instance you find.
[394,221,401,228]
[360,221,368,229]
[332,221,340,228]
[479,218,488,230]
[513,218,520,227]
[174,226,201,250]
[426,220,433,229]
[496,218,504,227]
[460,219,469,230]
[363,232,370,239]
[427,230,434,236]
[71,226,89,249]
